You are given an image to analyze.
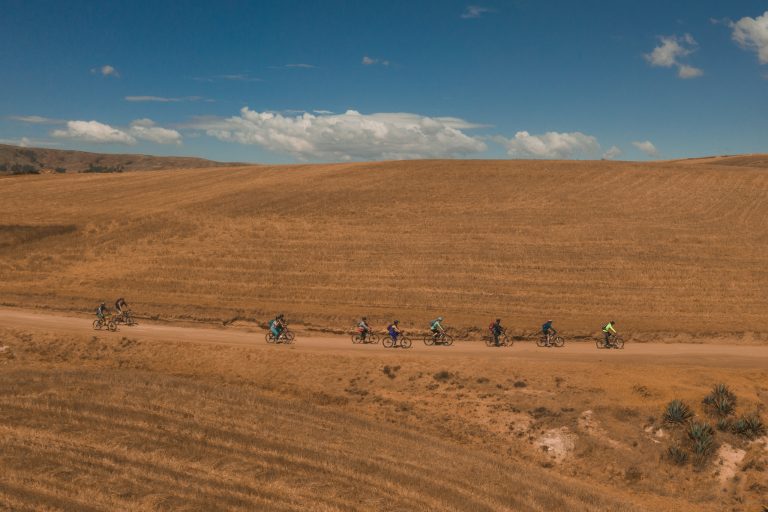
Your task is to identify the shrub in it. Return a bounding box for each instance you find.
[732,413,766,440]
[687,421,715,465]
[716,417,731,432]
[703,384,737,416]
[667,445,688,465]
[663,399,693,424]
[55,167,67,173]
[433,371,452,382]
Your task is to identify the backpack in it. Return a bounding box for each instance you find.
[488,323,495,332]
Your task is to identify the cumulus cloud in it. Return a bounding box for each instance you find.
[602,146,622,160]
[461,5,495,19]
[52,120,135,144]
[51,119,181,145]
[192,108,487,161]
[129,119,182,145]
[91,65,120,77]
[632,140,659,158]
[497,131,600,159]
[362,56,390,66]
[644,34,703,79]
[731,11,768,64]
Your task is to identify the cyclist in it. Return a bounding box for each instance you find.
[430,316,445,343]
[270,314,285,342]
[602,320,617,348]
[490,318,504,346]
[387,320,401,347]
[96,302,109,320]
[358,316,371,341]
[541,319,557,346]
[115,297,129,320]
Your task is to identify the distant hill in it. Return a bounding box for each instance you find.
[0,144,247,175]
[668,154,768,168]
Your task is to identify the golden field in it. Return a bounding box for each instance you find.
[0,158,767,337]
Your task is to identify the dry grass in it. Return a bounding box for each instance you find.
[0,159,766,339]
[1,327,766,511]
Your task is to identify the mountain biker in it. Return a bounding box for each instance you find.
[542,319,557,346]
[490,318,504,346]
[387,320,401,347]
[270,314,285,342]
[115,297,128,316]
[430,317,445,342]
[358,316,371,340]
[602,320,617,348]
[96,302,109,320]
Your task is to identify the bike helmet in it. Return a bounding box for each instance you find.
[548,319,553,322]
[611,320,616,324]
[394,320,399,324]
[438,316,443,321]
[362,316,367,321]
[496,318,501,323]
[100,302,105,306]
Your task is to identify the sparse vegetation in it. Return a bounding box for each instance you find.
[433,370,452,381]
[703,383,737,417]
[664,399,694,425]
[732,413,766,440]
[667,445,688,465]
[687,421,716,465]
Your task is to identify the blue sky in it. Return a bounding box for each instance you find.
[1,0,766,163]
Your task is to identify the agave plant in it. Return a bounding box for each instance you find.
[664,399,694,424]
[688,421,716,466]
[667,445,688,465]
[702,384,736,406]
[732,413,766,439]
[711,396,735,417]
[716,417,731,432]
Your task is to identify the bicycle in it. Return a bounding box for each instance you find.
[484,329,512,347]
[266,329,295,344]
[596,333,624,349]
[423,331,454,346]
[114,310,136,326]
[382,333,412,349]
[93,316,117,332]
[351,329,380,344]
[537,333,565,348]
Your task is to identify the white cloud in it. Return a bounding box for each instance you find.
[362,56,390,66]
[498,131,600,159]
[91,65,120,77]
[52,120,135,144]
[632,140,659,158]
[677,64,704,78]
[192,73,261,82]
[602,146,622,160]
[285,63,316,69]
[192,107,487,161]
[644,34,703,78]
[461,5,495,19]
[731,11,768,64]
[50,118,181,145]
[8,115,64,124]
[129,119,182,145]
[124,95,206,103]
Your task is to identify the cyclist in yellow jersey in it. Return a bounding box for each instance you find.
[602,320,617,348]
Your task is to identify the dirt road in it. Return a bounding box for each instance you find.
[2,307,766,368]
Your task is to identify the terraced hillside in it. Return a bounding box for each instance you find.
[0,158,766,336]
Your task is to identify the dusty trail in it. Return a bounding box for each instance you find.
[1,307,766,368]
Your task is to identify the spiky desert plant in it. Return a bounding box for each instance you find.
[687,421,715,466]
[667,445,688,465]
[716,417,731,432]
[703,383,737,413]
[664,399,693,424]
[732,413,766,440]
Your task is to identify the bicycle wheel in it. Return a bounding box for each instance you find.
[484,336,494,347]
[266,333,275,343]
[613,336,624,349]
[369,333,380,344]
[401,336,412,349]
[536,336,547,347]
[107,321,117,332]
[423,334,435,346]
[442,334,454,346]
[553,336,565,348]
[284,331,295,343]
[500,334,512,346]
[351,334,362,344]
[382,336,394,348]
[596,339,605,349]
[92,319,102,330]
